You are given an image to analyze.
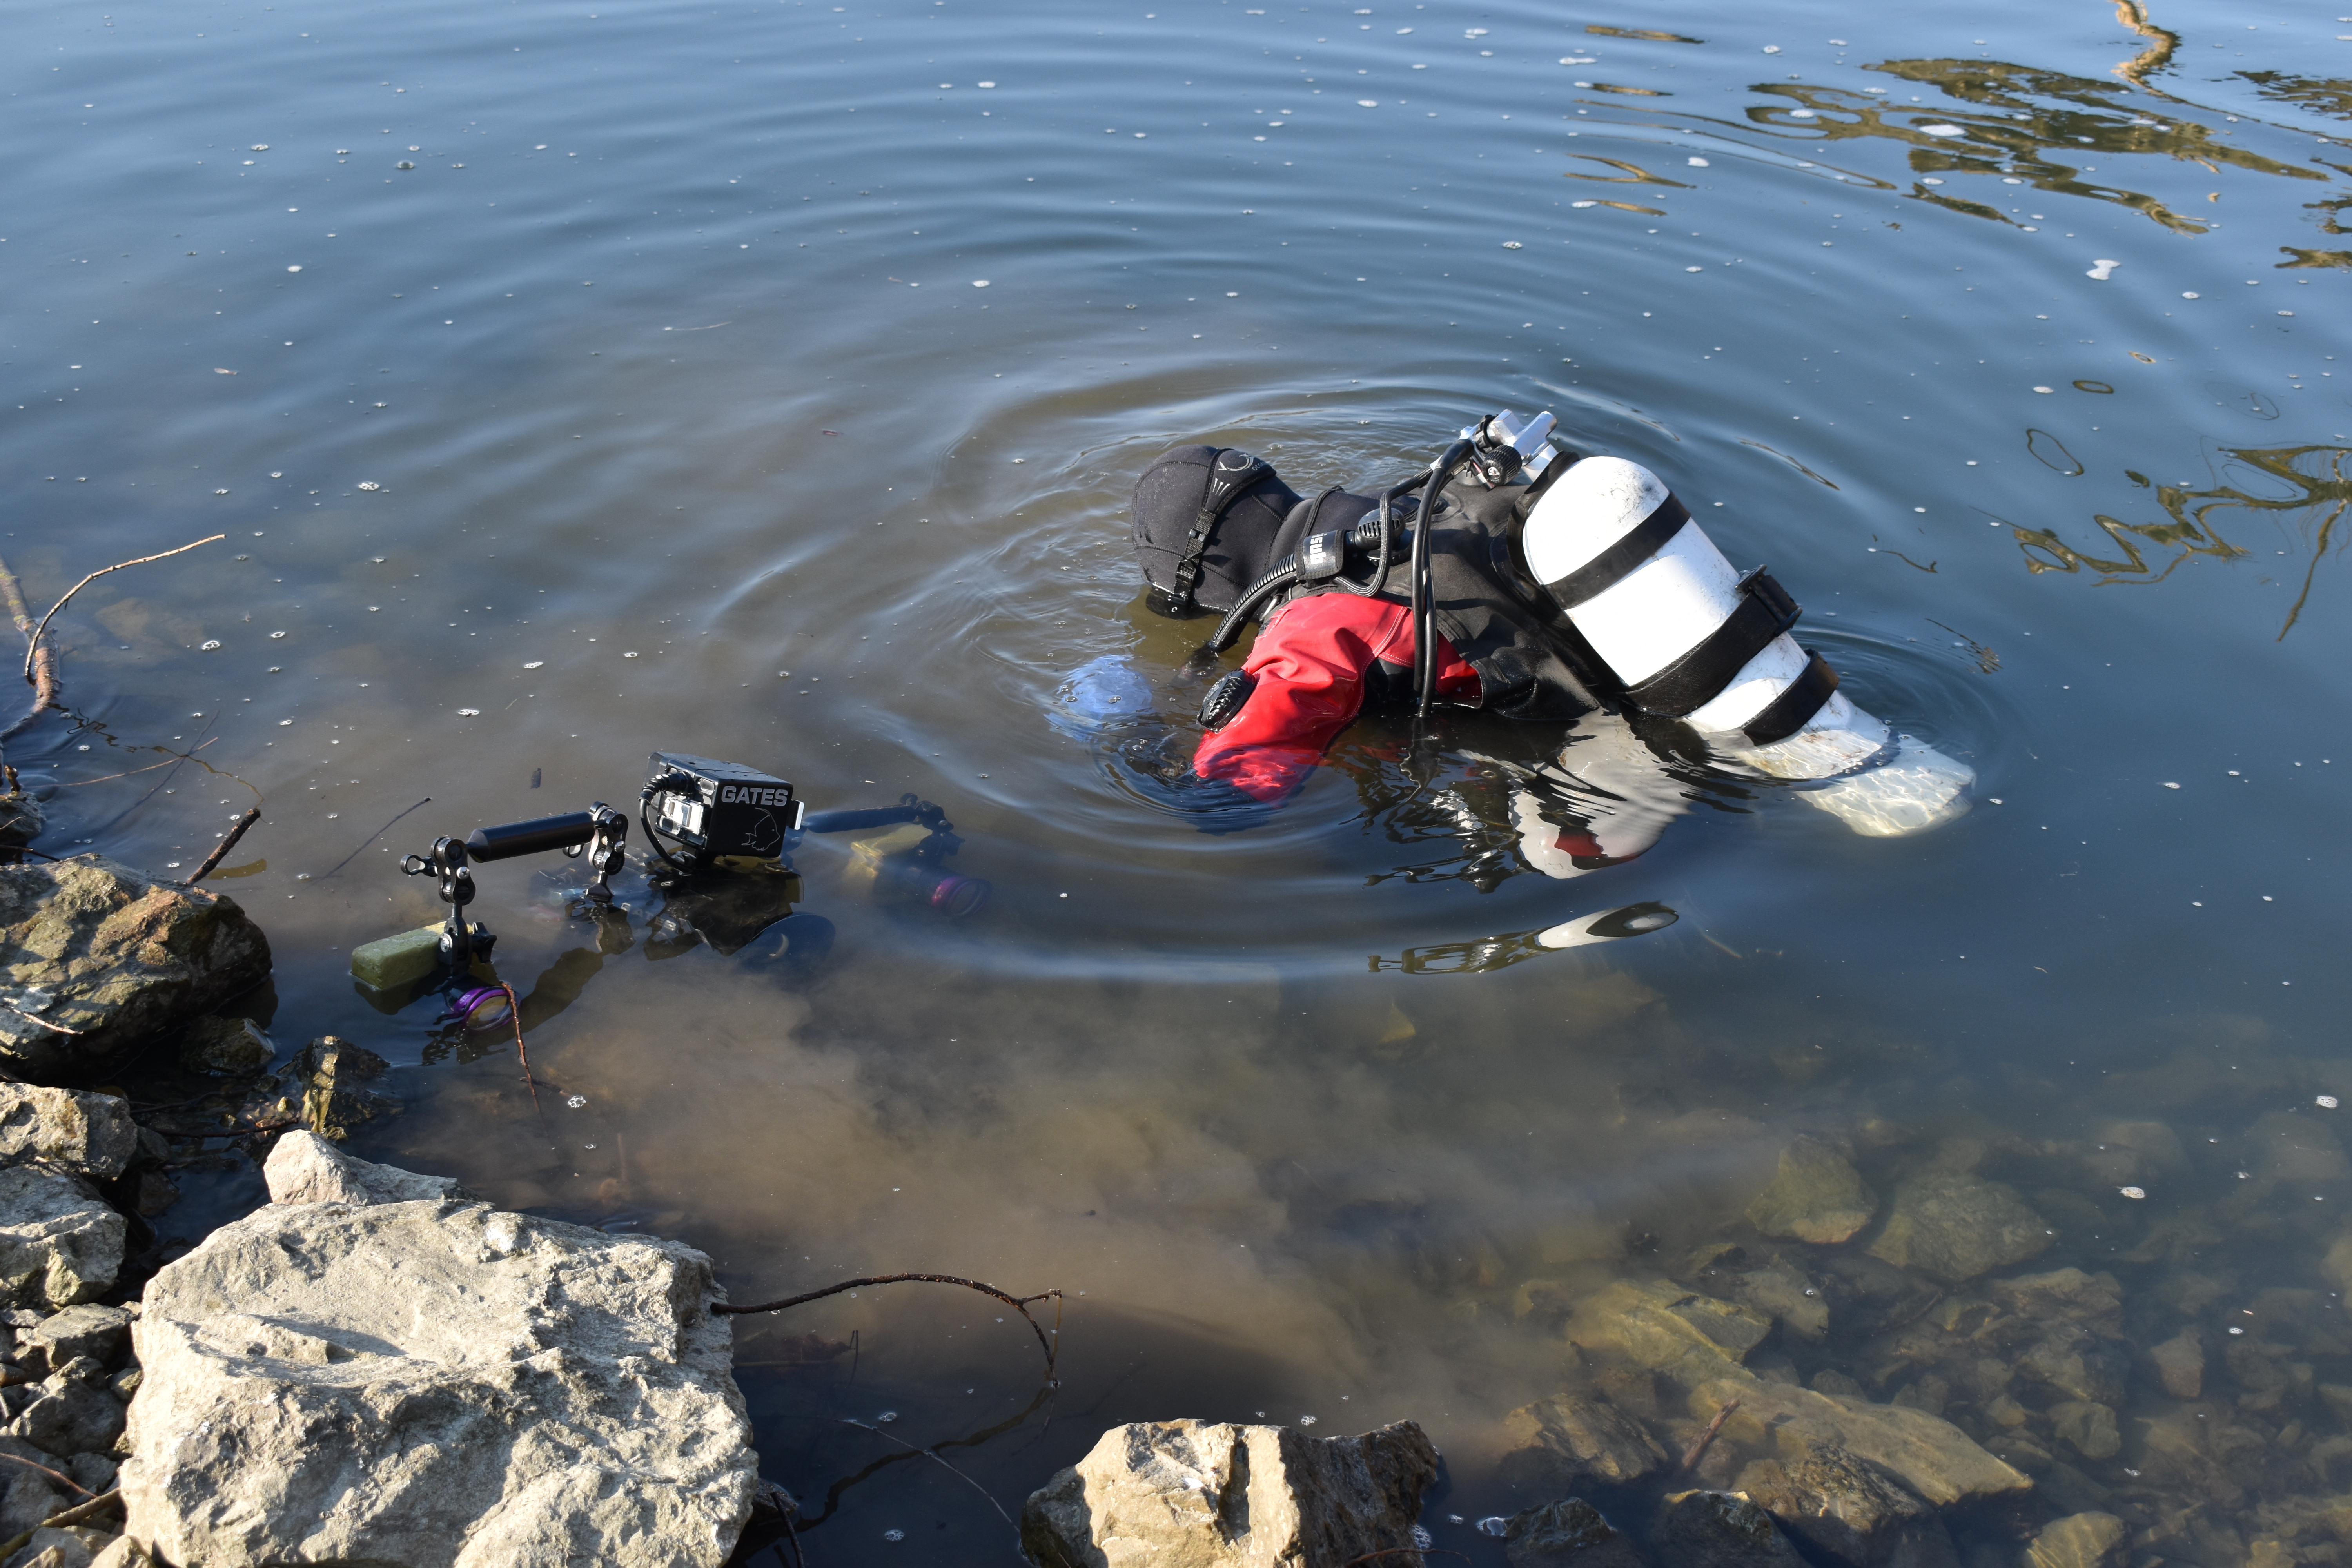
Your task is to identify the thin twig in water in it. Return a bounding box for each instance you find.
[24,535,225,684]
[186,807,261,886]
[65,737,218,787]
[86,719,219,840]
[715,1275,1063,1370]
[0,555,56,742]
[839,1418,1022,1546]
[0,1451,94,1498]
[503,982,541,1114]
[1679,1398,1740,1474]
[0,1005,83,1037]
[322,796,432,879]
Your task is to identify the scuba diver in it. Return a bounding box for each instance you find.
[1086,410,1972,871]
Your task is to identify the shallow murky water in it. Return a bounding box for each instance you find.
[5,0,2351,1558]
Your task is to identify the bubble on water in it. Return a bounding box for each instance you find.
[1688,156,1709,166]
[201,640,222,651]
[397,161,415,170]
[270,630,287,639]
[878,1410,898,1422]
[2032,386,2054,394]
[1503,241,1523,249]
[882,1530,904,1543]
[624,651,640,658]
[1790,109,1815,118]
[524,661,544,669]
[357,481,382,492]
[1299,1414,1317,1426]
[972,279,990,287]
[287,265,303,273]
[566,1095,587,1109]
[2321,1096,2340,1109]
[1919,124,1964,137]
[2120,1186,2146,1199]
[2182,291,2200,299]
[456,708,482,717]
[1478,1517,1510,1537]
[2163,781,2180,789]
[1413,1526,1434,1548]
[269,471,283,478]
[1763,44,1782,53]
[1572,200,1597,208]
[214,489,230,495]
[2085,259,2120,280]
[1357,99,1379,107]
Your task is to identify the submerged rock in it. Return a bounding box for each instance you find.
[176,1014,272,1076]
[1728,1257,1829,1341]
[1737,1442,1954,1568]
[0,857,271,1081]
[1496,1394,1670,1495]
[2047,1401,2122,1461]
[260,1130,471,1207]
[2147,1330,2205,1399]
[0,1086,136,1179]
[1503,1497,1646,1567]
[2022,1511,2127,1568]
[1650,1490,1804,1567]
[0,1169,124,1311]
[119,1185,756,1566]
[1691,1378,2031,1511]
[1746,1138,1877,1245]
[289,1036,397,1141]
[1866,1170,2049,1283]
[1566,1279,1773,1388]
[1020,1419,1437,1568]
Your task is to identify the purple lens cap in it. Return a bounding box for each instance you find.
[450,985,513,1029]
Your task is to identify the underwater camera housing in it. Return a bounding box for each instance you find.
[641,752,806,873]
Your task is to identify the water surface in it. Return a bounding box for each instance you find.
[5,0,2351,1558]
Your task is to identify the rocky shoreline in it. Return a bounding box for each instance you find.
[6,853,2352,1566]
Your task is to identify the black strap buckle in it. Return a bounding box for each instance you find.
[1163,449,1272,614]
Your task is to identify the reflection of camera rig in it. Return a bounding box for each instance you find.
[399,753,984,980]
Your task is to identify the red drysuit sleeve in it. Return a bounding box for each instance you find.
[1192,593,1480,802]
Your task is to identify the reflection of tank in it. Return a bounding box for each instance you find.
[1524,457,1972,832]
[1505,712,1696,880]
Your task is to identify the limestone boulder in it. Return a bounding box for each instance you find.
[1866,1171,2049,1283]
[1496,1394,1670,1496]
[1746,1138,1877,1245]
[261,1130,474,1207]
[0,858,270,1080]
[1021,1419,1438,1568]
[0,1171,123,1312]
[2147,1331,2204,1399]
[0,1088,136,1180]
[118,1194,756,1567]
[1503,1498,1646,1567]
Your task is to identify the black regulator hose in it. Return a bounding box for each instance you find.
[1197,561,1302,660]
[1413,439,1478,720]
[1340,471,1430,603]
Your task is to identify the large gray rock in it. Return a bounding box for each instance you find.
[119,1194,756,1567]
[1746,1138,1877,1245]
[261,1130,474,1207]
[1495,1394,1669,1495]
[0,1171,123,1311]
[1021,1419,1438,1568]
[0,858,271,1080]
[0,1089,135,1180]
[1503,1498,1645,1568]
[1866,1171,2049,1283]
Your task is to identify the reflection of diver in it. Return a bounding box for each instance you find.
[1088,413,1972,840]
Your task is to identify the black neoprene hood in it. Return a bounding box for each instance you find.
[1130,445,1303,615]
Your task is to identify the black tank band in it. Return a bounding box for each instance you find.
[1741,650,1840,747]
[1622,569,1801,718]
[1541,493,1691,610]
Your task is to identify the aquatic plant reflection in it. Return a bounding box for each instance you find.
[1724,60,2328,238]
[2009,441,2351,638]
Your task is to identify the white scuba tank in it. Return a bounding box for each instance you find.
[1522,456,1971,835]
